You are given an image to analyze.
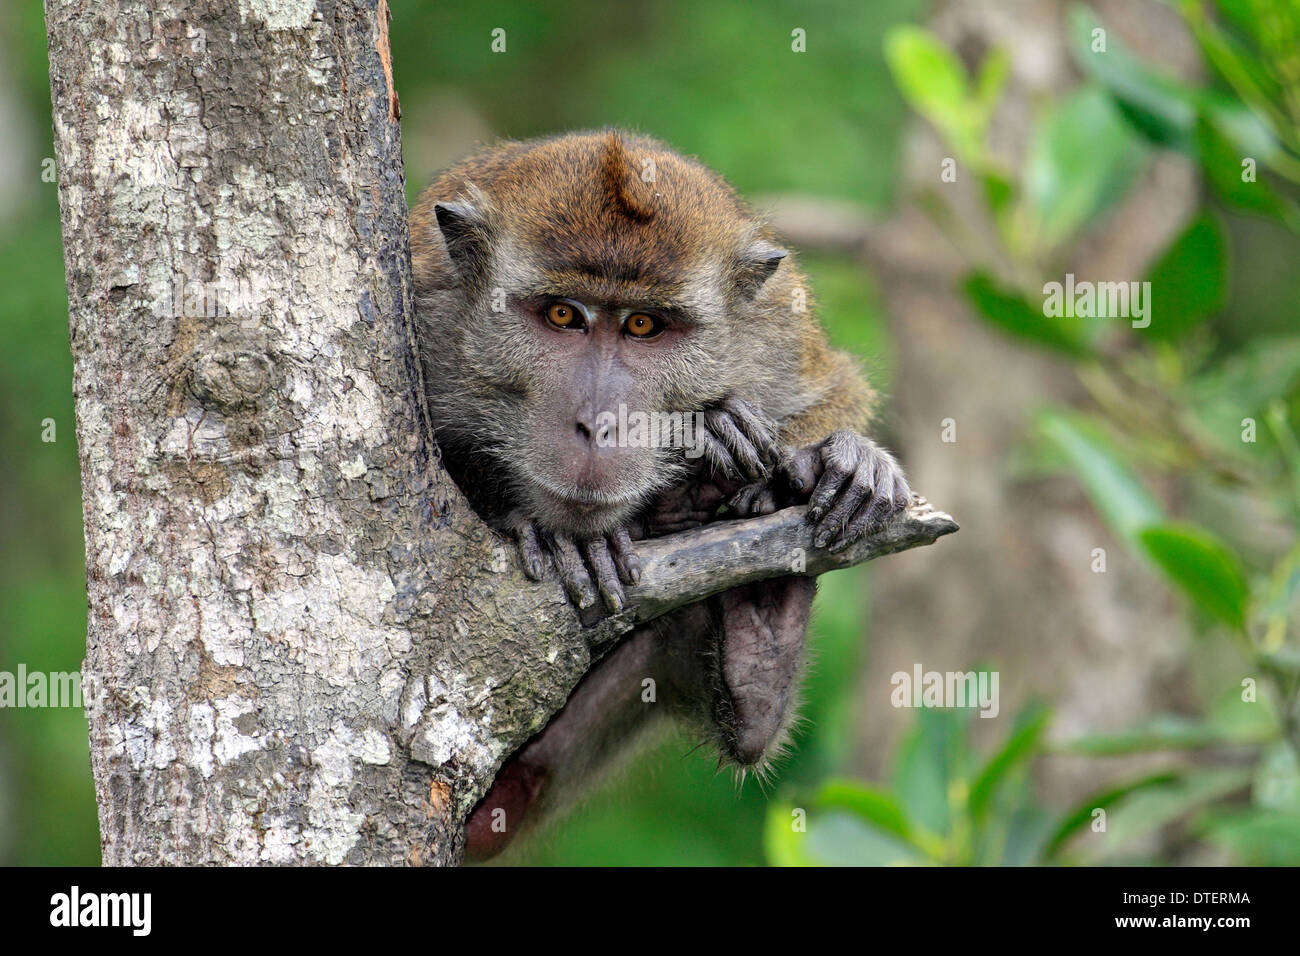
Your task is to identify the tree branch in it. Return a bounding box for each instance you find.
[637,495,955,613]
[580,495,957,635]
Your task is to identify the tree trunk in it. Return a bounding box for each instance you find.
[46,0,953,865]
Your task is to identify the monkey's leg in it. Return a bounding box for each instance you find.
[679,575,819,768]
[464,604,709,861]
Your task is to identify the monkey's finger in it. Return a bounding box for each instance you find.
[584,539,626,614]
[829,499,881,553]
[511,515,547,580]
[830,458,910,552]
[807,433,860,523]
[778,445,820,498]
[863,458,911,528]
[721,396,780,466]
[814,470,874,549]
[699,430,742,481]
[706,410,768,481]
[831,488,901,553]
[548,534,597,610]
[607,527,642,586]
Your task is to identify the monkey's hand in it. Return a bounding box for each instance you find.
[697,395,780,484]
[649,394,781,526]
[779,430,910,553]
[507,510,641,615]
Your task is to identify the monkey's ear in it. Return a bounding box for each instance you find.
[733,241,787,298]
[434,200,491,282]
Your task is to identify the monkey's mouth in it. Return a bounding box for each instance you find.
[531,475,639,511]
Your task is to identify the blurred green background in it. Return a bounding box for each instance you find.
[2,0,1299,865]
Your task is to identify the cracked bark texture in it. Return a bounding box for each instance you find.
[46,0,955,866]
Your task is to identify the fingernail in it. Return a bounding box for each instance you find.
[814,530,832,548]
[630,565,642,584]
[808,506,822,521]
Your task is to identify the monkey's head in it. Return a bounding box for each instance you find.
[412,130,801,536]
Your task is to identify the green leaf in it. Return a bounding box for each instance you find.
[814,779,913,841]
[804,810,929,866]
[1036,410,1164,546]
[764,801,817,866]
[1189,335,1300,456]
[1207,681,1280,742]
[1137,522,1251,631]
[1197,807,1300,866]
[894,707,966,837]
[765,799,929,867]
[964,272,1093,357]
[968,703,1051,825]
[1067,4,1202,149]
[1142,212,1228,341]
[1081,767,1253,862]
[974,46,1010,117]
[1043,770,1181,859]
[884,26,983,165]
[1054,712,1270,756]
[997,805,1058,866]
[980,171,1016,220]
[1023,85,1148,248]
[1195,111,1298,221]
[1253,743,1300,815]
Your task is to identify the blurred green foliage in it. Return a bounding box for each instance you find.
[783,0,1300,867]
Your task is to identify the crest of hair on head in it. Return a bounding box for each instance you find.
[600,130,657,223]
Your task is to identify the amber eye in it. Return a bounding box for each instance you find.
[624,312,662,338]
[546,302,581,328]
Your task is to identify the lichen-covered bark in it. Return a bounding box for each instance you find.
[46,0,955,866]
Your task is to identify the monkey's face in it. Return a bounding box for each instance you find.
[419,131,800,536]
[484,285,725,537]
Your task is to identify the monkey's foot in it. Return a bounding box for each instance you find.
[713,575,816,768]
[464,759,547,862]
[722,479,779,518]
[699,395,780,483]
[508,510,641,614]
[780,430,910,553]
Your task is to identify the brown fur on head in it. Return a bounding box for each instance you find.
[410,129,839,537]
